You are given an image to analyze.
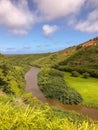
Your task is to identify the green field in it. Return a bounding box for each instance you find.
[64,72,98,108]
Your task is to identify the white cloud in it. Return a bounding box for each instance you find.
[34,0,85,20]
[0,0,35,35]
[75,9,98,33]
[86,0,98,8]
[0,0,98,35]
[42,24,58,37]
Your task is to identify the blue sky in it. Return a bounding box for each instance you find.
[0,0,98,54]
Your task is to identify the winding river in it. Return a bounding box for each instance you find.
[25,67,98,120]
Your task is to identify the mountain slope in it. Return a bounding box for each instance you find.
[32,46,76,67]
[55,37,98,77]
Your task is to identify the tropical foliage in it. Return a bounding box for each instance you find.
[0,92,97,130]
[38,68,83,104]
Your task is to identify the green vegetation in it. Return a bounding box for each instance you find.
[0,92,98,130]
[7,53,50,66]
[57,40,98,78]
[33,47,76,68]
[71,71,80,77]
[0,37,98,129]
[38,68,83,104]
[7,53,50,74]
[0,55,25,95]
[82,72,90,78]
[64,72,98,107]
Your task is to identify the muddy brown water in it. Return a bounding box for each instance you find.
[25,67,98,120]
[25,67,47,103]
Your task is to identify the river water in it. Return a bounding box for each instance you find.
[25,67,98,120]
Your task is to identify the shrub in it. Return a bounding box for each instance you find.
[57,66,74,72]
[38,68,83,105]
[71,71,80,77]
[82,72,90,78]
[76,45,82,50]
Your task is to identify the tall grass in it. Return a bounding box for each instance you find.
[0,94,98,130]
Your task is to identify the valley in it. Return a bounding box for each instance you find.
[0,37,98,129]
[25,67,98,120]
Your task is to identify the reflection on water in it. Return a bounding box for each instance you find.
[25,67,98,121]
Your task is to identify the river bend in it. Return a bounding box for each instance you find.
[25,67,98,120]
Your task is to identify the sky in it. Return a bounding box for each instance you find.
[0,0,98,54]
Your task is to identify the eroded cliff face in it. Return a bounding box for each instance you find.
[82,37,98,47]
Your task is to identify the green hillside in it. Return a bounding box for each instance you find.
[55,37,98,77]
[32,46,76,68]
[29,37,98,71]
[28,37,98,74]
[7,53,50,69]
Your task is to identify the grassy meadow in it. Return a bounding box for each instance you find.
[64,72,98,107]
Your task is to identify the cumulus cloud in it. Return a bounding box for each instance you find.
[34,0,98,34]
[0,0,98,35]
[0,0,35,35]
[42,24,58,37]
[75,8,98,33]
[34,0,85,20]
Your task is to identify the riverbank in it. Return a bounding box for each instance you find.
[25,67,98,120]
